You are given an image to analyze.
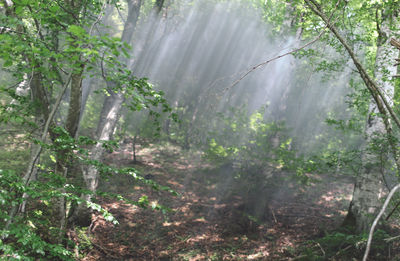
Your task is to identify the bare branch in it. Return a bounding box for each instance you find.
[116,4,126,24]
[89,1,107,36]
[390,38,400,50]
[304,0,400,131]
[363,183,400,261]
[227,0,341,92]
[385,199,400,221]
[227,31,325,91]
[384,235,400,242]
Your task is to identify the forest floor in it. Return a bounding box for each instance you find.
[80,142,359,260]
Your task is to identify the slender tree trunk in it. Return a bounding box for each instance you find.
[18,68,51,214]
[58,64,84,236]
[73,92,125,226]
[133,133,137,163]
[71,0,144,225]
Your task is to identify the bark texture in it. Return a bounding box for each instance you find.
[71,0,143,226]
[304,0,400,233]
[345,13,399,233]
[74,92,125,226]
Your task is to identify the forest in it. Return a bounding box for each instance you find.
[1,0,400,260]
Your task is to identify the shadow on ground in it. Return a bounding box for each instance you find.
[81,143,354,260]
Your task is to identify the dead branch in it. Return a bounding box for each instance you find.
[390,38,400,50]
[363,183,400,261]
[227,0,342,92]
[394,58,400,67]
[227,32,324,91]
[333,244,353,258]
[384,235,400,243]
[91,241,120,259]
[270,206,278,223]
[385,199,400,221]
[316,242,325,257]
[289,254,308,260]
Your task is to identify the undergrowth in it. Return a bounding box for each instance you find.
[293,229,396,260]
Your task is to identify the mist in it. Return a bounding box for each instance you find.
[95,0,364,232]
[2,0,386,259]
[115,0,359,154]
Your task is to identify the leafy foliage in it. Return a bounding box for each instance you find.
[0,169,74,260]
[203,106,317,184]
[0,0,178,259]
[294,229,391,260]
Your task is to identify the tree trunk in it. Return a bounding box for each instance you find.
[71,0,143,225]
[73,92,125,226]
[344,14,398,233]
[58,64,84,235]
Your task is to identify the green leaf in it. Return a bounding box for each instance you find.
[15,6,24,15]
[49,155,56,163]
[67,25,86,37]
[3,59,12,67]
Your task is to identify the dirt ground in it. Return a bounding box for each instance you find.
[80,143,356,260]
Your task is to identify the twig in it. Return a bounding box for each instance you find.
[227,0,342,92]
[363,183,400,261]
[227,31,325,91]
[384,235,400,242]
[316,242,325,257]
[269,206,278,223]
[385,199,400,221]
[390,38,400,50]
[89,2,107,36]
[333,244,352,258]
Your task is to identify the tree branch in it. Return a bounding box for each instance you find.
[363,183,400,261]
[227,31,325,91]
[227,0,341,92]
[390,38,400,50]
[304,0,400,131]
[305,0,400,204]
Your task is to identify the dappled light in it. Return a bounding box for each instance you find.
[2,0,400,260]
[79,143,355,259]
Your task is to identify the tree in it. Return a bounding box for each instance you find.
[0,0,171,258]
[304,0,400,232]
[1,0,102,235]
[345,5,399,232]
[71,0,144,226]
[72,0,171,225]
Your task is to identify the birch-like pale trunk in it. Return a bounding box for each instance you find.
[345,15,399,233]
[71,0,144,225]
[74,92,125,226]
[304,0,400,233]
